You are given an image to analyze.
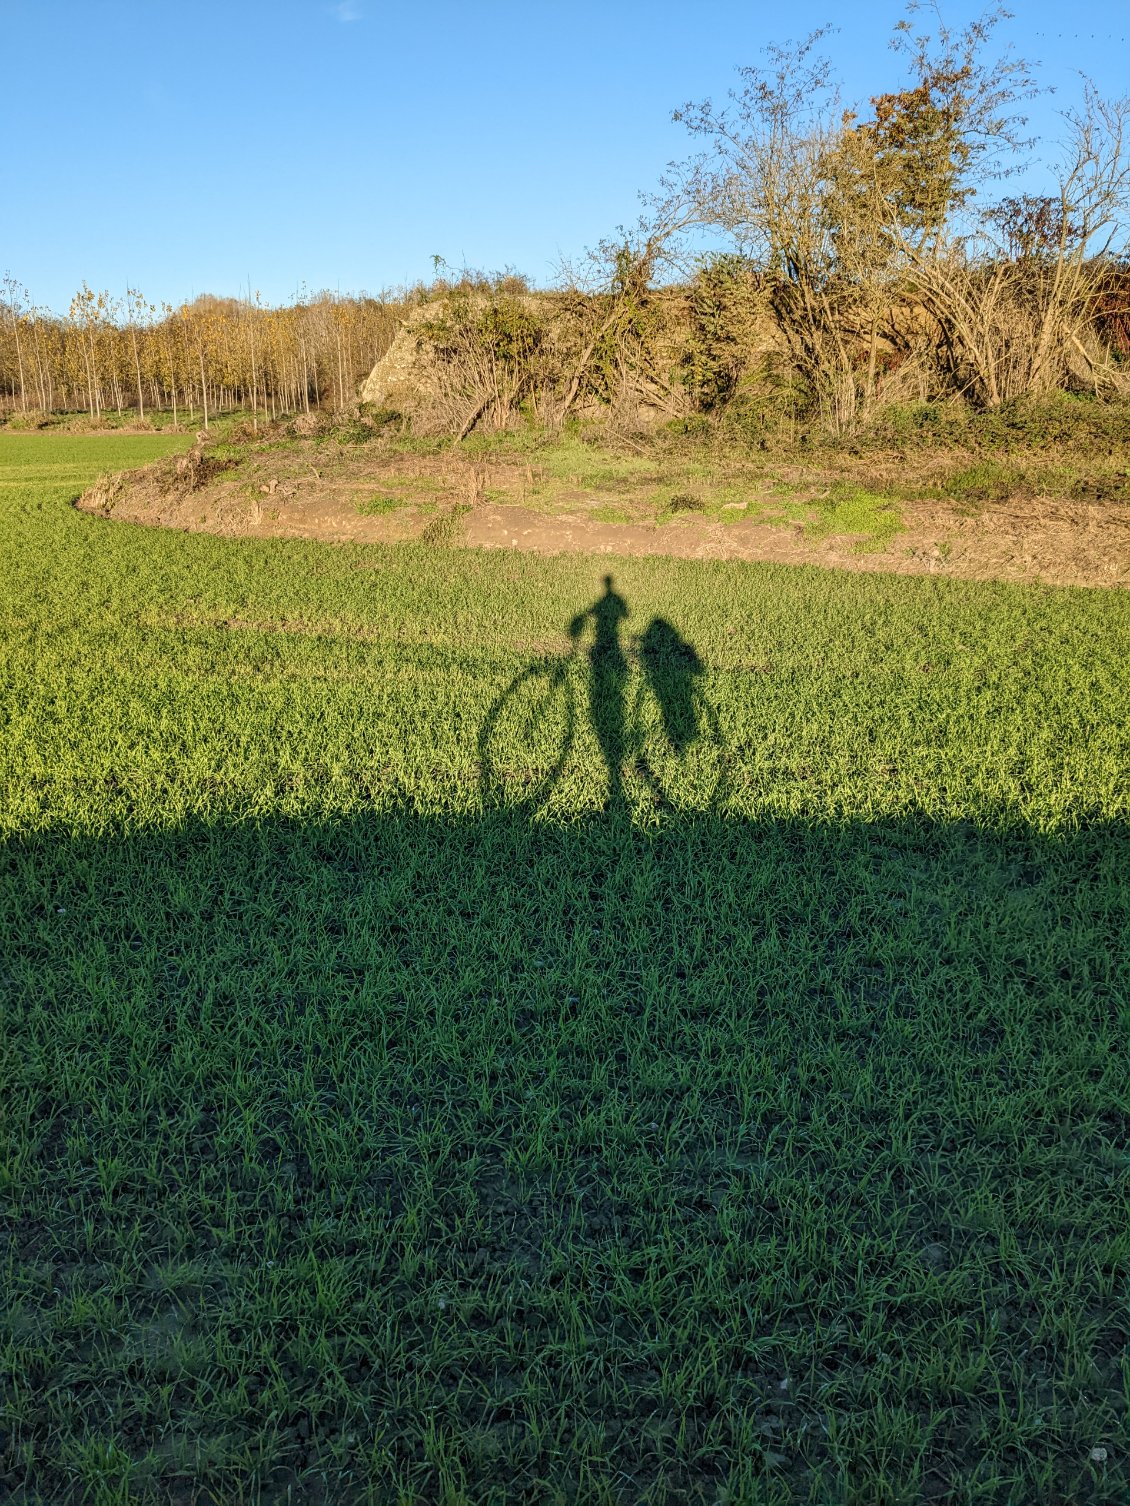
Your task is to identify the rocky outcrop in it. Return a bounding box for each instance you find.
[358,286,783,429]
[360,302,446,412]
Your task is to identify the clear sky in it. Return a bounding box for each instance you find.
[3,0,1127,312]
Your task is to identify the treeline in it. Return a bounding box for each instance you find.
[0,282,401,424]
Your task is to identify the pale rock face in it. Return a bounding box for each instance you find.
[360,304,444,412]
[360,294,555,415]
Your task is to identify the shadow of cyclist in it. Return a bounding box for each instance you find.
[569,575,630,809]
[480,579,710,814]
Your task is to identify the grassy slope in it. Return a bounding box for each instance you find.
[1,434,1128,1505]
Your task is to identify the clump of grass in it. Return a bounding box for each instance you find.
[419,501,470,544]
[935,460,1027,505]
[666,491,706,514]
[81,470,127,515]
[806,482,903,550]
[655,489,709,523]
[356,494,406,516]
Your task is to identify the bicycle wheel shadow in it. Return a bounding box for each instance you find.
[478,576,724,815]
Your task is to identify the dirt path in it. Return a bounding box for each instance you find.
[458,496,1130,587]
[78,448,1130,589]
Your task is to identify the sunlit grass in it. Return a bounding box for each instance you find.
[356,494,409,516]
[806,483,904,551]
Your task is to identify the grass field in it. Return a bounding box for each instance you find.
[2,433,1128,1505]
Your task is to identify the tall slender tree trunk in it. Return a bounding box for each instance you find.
[11,319,28,412]
[250,319,259,432]
[130,325,144,420]
[198,346,209,429]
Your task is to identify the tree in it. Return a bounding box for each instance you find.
[125,287,152,420]
[2,273,30,413]
[662,6,1115,421]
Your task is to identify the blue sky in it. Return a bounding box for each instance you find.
[4,0,1127,312]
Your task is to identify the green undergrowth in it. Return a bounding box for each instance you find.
[844,393,1130,456]
[1,434,1128,1506]
[806,484,903,551]
[356,494,409,517]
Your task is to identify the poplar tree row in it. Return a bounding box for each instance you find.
[0,281,401,424]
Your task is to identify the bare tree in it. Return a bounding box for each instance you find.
[2,273,30,413]
[661,7,1095,422]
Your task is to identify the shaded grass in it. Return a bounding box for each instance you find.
[5,810,1127,1506]
[1,433,1129,1505]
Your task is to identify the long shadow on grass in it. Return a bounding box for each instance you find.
[481,576,714,813]
[3,808,1128,1505]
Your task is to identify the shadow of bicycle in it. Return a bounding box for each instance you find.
[478,576,728,815]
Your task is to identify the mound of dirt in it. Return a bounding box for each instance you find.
[76,439,1130,590]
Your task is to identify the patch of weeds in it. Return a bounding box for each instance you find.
[383,473,443,494]
[358,404,404,434]
[357,495,407,517]
[335,419,376,445]
[664,413,715,442]
[459,427,548,462]
[589,504,635,525]
[420,503,470,545]
[937,461,1026,505]
[1068,471,1130,503]
[979,392,1130,452]
[537,434,654,490]
[82,472,127,515]
[387,434,451,458]
[855,399,976,452]
[807,483,903,551]
[656,490,708,523]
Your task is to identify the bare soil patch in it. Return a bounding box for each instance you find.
[77,439,1130,589]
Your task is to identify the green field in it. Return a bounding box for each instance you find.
[2,433,1128,1505]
